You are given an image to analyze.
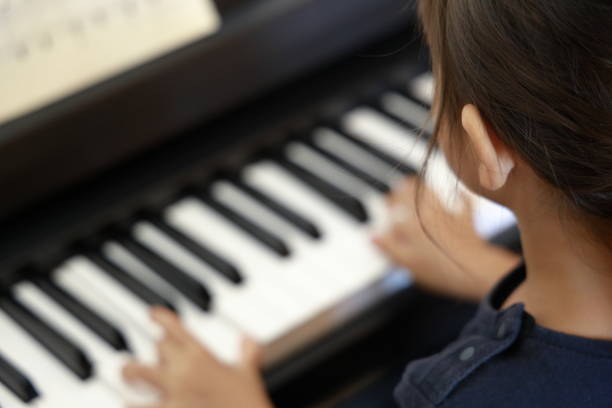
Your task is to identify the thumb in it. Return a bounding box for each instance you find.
[238,336,263,375]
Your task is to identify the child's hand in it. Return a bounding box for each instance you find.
[373,177,521,300]
[122,307,274,408]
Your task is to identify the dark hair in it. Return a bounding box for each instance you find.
[418,0,612,234]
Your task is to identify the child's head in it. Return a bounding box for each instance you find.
[418,0,612,240]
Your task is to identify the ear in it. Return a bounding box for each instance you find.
[461,104,515,191]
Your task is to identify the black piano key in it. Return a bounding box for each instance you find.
[87,252,176,312]
[302,140,391,194]
[117,237,212,311]
[401,86,432,109]
[0,296,92,380]
[376,90,433,135]
[230,177,322,240]
[334,129,417,176]
[0,354,38,403]
[198,193,292,258]
[149,218,243,285]
[374,107,425,137]
[275,156,369,223]
[33,278,129,352]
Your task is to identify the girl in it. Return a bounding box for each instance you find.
[122,0,612,406]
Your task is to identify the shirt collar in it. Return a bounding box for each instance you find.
[460,265,528,342]
[400,266,528,405]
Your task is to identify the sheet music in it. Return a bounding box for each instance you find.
[0,0,221,125]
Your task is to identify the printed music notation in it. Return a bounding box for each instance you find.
[0,0,220,126]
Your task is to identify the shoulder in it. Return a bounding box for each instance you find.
[395,321,612,407]
[394,300,524,408]
[394,267,612,408]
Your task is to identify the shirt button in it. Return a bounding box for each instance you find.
[497,322,507,339]
[459,346,475,361]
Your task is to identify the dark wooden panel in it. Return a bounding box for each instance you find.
[0,0,415,219]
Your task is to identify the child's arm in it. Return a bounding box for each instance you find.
[373,178,522,301]
[123,308,274,408]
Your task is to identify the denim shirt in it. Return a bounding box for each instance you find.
[394,266,612,407]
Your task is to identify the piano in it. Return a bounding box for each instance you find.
[0,1,517,407]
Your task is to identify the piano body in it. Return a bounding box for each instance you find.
[0,1,517,406]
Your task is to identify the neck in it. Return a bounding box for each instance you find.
[505,209,612,340]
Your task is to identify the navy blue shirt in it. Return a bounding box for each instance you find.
[394,265,612,407]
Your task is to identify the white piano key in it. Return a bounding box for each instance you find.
[343,107,428,169]
[187,184,340,316]
[163,200,316,332]
[230,173,373,296]
[242,160,376,242]
[0,380,39,408]
[0,310,122,408]
[342,107,463,212]
[243,161,389,290]
[13,282,159,406]
[212,180,378,333]
[0,341,60,407]
[286,142,374,198]
[212,181,309,245]
[0,311,75,390]
[285,142,390,232]
[380,91,433,131]
[312,127,404,186]
[104,241,243,365]
[210,181,346,299]
[103,242,180,304]
[66,256,162,340]
[410,71,435,105]
[54,262,158,364]
[133,220,289,343]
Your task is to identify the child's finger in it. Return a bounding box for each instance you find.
[127,404,164,408]
[389,216,413,243]
[238,336,263,375]
[123,362,166,393]
[156,335,184,366]
[387,177,419,207]
[372,233,407,264]
[150,307,192,343]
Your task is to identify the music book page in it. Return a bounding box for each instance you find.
[0,0,221,125]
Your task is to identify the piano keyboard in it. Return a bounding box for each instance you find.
[0,72,515,407]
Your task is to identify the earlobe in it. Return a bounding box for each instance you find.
[479,153,514,190]
[496,154,515,187]
[478,163,497,191]
[461,104,515,191]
